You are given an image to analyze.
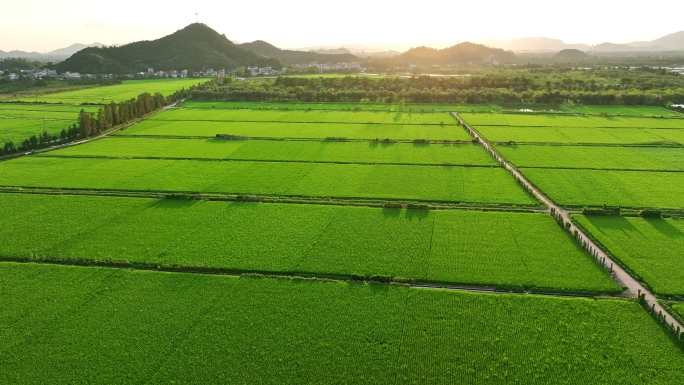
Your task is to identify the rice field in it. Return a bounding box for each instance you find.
[4,82,684,385]
[521,168,684,209]
[0,193,616,291]
[0,263,680,385]
[0,156,535,205]
[462,112,684,129]
[490,105,682,117]
[497,144,684,171]
[0,103,99,118]
[575,215,684,296]
[0,104,97,144]
[50,137,496,166]
[154,108,454,125]
[674,303,684,318]
[181,100,495,113]
[475,125,684,145]
[118,119,471,140]
[16,79,208,104]
[558,105,683,117]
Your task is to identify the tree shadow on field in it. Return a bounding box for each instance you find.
[644,218,683,239]
[584,214,638,234]
[147,198,201,209]
[406,208,431,221]
[382,207,402,218]
[368,140,397,149]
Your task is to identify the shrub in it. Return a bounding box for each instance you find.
[639,209,663,218]
[582,207,621,216]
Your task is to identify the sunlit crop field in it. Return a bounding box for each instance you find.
[461,112,684,129]
[155,108,455,125]
[0,193,617,291]
[522,168,684,209]
[0,104,97,144]
[120,119,472,140]
[51,137,496,165]
[575,215,684,296]
[0,263,680,385]
[182,100,497,113]
[0,156,535,205]
[497,144,684,171]
[475,125,684,145]
[16,79,208,104]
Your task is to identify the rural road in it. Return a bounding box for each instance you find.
[451,111,684,334]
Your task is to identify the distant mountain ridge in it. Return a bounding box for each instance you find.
[484,31,684,53]
[55,24,363,73]
[0,43,103,62]
[238,40,357,65]
[56,24,280,73]
[378,42,516,66]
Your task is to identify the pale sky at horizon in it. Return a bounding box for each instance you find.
[2,0,683,52]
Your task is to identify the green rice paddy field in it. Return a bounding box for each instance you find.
[575,215,684,296]
[486,105,681,117]
[16,79,208,104]
[674,303,684,318]
[497,145,684,171]
[0,263,680,385]
[475,125,684,145]
[0,103,98,118]
[0,193,615,291]
[155,108,455,125]
[51,137,496,166]
[522,168,684,209]
[120,119,471,140]
[462,113,684,129]
[182,100,493,113]
[0,104,97,143]
[0,156,534,205]
[559,105,683,117]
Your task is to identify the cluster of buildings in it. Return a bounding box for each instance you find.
[138,68,190,78]
[247,66,281,76]
[0,68,96,81]
[1,61,366,82]
[291,62,363,73]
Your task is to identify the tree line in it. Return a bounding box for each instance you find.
[192,69,684,106]
[1,88,192,157]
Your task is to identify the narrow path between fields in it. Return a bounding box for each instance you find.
[0,258,624,300]
[452,111,684,334]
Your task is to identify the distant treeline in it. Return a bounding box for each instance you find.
[0,78,121,95]
[192,68,684,106]
[1,87,193,157]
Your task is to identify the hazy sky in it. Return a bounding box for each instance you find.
[2,0,683,52]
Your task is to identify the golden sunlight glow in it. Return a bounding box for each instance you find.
[2,0,683,52]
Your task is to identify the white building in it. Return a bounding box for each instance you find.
[63,72,81,79]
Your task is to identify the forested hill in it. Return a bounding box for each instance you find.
[376,42,516,66]
[55,23,280,74]
[238,41,358,65]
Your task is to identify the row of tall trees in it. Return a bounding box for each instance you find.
[1,88,192,157]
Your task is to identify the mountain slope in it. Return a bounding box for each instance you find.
[48,43,104,58]
[384,42,516,66]
[485,31,684,53]
[0,43,104,62]
[554,49,590,62]
[484,38,590,53]
[56,23,279,73]
[647,31,684,50]
[239,40,357,65]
